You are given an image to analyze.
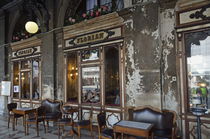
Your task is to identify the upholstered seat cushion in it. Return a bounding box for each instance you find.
[76,120,90,126]
[26,117,45,122]
[153,129,172,138]
[57,118,72,124]
[45,112,61,120]
[101,128,113,138]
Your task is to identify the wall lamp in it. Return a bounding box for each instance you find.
[69,67,78,80]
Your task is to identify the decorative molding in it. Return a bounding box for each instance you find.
[176,2,210,28]
[63,12,124,39]
[11,36,41,51]
[189,5,210,20]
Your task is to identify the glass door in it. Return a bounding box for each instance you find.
[20,71,31,99]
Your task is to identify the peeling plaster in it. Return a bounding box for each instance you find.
[141,29,150,35]
[164,90,178,111]
[126,40,144,106]
[152,28,159,40]
[124,18,134,31]
[42,84,54,99]
[160,9,175,49]
[160,9,175,76]
[141,6,147,17]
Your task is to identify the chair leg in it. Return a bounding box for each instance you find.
[90,124,93,136]
[22,117,24,126]
[58,124,60,138]
[26,123,28,135]
[8,116,10,128]
[43,121,46,133]
[13,117,15,131]
[78,126,81,138]
[36,123,39,137]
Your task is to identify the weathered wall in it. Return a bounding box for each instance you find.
[0,13,8,115]
[159,7,178,112]
[123,0,179,113]
[123,2,162,108]
[41,32,55,99]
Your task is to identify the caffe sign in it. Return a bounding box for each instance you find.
[65,27,122,48]
[12,46,41,58]
[16,48,34,57]
[75,31,108,45]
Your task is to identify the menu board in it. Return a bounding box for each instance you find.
[1,81,11,96]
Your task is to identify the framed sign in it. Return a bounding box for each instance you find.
[14,85,19,93]
[1,81,11,96]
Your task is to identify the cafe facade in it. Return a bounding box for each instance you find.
[0,0,210,138]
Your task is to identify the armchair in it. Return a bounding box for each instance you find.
[128,106,177,139]
[41,99,62,131]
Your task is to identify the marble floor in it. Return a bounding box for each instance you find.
[0,116,98,139]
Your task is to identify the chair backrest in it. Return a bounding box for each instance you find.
[129,106,175,131]
[37,106,46,117]
[41,99,62,113]
[7,103,17,112]
[97,112,106,128]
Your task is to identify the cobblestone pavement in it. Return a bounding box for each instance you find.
[0,116,98,139]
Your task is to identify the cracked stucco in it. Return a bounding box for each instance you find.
[160,9,175,77]
[164,89,178,111]
[126,40,144,106]
[160,9,178,110]
[124,18,134,31]
[42,84,54,99]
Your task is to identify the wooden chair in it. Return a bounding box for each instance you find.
[26,106,46,136]
[75,106,93,138]
[7,103,23,129]
[57,105,76,138]
[97,112,113,139]
[41,99,63,131]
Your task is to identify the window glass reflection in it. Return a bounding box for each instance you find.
[13,62,19,98]
[185,30,210,111]
[104,46,120,106]
[81,49,99,62]
[82,66,100,103]
[67,53,78,102]
[21,72,30,99]
[32,60,39,100]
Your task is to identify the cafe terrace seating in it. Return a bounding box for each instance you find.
[57,105,75,138]
[41,99,62,131]
[97,112,113,139]
[128,106,177,139]
[25,106,46,136]
[7,103,24,129]
[75,106,93,138]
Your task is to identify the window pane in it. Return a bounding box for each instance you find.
[82,66,100,103]
[81,49,99,62]
[21,72,30,99]
[32,60,40,100]
[105,46,120,106]
[13,62,19,98]
[67,53,78,102]
[21,60,31,69]
[185,30,210,111]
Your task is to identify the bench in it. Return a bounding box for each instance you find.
[128,106,177,139]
